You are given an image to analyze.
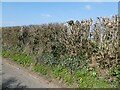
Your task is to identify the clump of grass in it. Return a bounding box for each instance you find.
[74,68,111,88]
[32,64,48,75]
[12,53,32,67]
[77,75,111,88]
[2,50,13,58]
[2,49,32,67]
[52,65,73,85]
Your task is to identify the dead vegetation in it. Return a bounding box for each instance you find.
[2,15,120,82]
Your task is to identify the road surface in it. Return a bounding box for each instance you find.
[1,58,60,89]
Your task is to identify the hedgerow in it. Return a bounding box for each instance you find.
[2,15,120,87]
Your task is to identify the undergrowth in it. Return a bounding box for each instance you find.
[2,47,113,88]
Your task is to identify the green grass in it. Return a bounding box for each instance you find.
[2,48,113,88]
[2,50,32,67]
[32,64,48,75]
[74,68,111,88]
[77,75,111,88]
[52,65,73,85]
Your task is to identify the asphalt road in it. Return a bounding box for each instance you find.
[1,58,60,89]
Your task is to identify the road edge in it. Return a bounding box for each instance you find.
[2,58,68,88]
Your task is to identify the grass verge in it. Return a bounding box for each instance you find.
[2,49,112,88]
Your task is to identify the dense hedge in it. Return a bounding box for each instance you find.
[2,15,120,77]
